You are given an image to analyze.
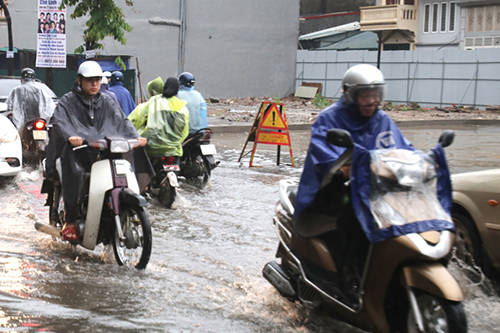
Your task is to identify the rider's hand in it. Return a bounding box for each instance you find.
[68,136,83,147]
[138,137,147,147]
[340,165,351,179]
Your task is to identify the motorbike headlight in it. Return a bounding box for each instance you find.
[110,140,130,153]
[0,129,18,143]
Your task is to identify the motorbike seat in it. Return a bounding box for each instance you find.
[292,212,338,238]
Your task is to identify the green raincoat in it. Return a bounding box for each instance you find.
[129,94,189,157]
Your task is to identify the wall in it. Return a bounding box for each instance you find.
[0,0,300,100]
[296,48,500,108]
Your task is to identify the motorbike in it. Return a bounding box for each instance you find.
[263,129,467,333]
[180,128,219,187]
[146,155,181,209]
[20,117,50,165]
[36,137,152,270]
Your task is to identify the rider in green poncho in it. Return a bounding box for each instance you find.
[128,77,189,157]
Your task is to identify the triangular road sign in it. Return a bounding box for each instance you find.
[260,104,287,130]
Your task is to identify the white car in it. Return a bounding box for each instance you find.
[0,113,22,177]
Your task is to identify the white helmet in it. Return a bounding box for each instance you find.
[342,64,386,105]
[78,61,103,78]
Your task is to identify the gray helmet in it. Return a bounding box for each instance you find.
[342,64,386,105]
[21,68,36,81]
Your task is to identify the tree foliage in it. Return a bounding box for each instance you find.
[60,0,134,68]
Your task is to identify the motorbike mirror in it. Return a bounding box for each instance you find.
[326,129,354,148]
[438,130,455,148]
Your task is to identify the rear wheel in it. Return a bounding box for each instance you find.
[407,293,467,333]
[112,205,152,270]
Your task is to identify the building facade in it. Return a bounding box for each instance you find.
[0,0,300,99]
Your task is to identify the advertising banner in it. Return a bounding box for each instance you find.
[36,0,66,68]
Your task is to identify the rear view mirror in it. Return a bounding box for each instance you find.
[326,129,354,148]
[438,130,455,148]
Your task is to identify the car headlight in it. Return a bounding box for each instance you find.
[110,140,130,153]
[0,129,18,143]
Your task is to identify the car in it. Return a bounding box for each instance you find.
[451,169,500,278]
[0,114,22,177]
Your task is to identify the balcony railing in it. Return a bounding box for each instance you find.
[360,4,418,33]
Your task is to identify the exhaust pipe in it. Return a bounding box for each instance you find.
[263,261,296,298]
[34,221,61,239]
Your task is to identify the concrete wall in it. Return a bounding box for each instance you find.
[297,48,500,108]
[0,0,300,99]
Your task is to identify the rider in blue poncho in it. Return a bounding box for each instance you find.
[293,64,454,292]
[109,71,136,116]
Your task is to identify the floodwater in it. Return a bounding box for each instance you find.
[0,124,499,332]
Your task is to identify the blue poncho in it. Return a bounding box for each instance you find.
[294,98,454,243]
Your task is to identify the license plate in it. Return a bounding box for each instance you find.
[33,130,48,140]
[163,164,180,172]
[200,144,217,155]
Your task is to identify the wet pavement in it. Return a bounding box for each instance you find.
[0,124,499,332]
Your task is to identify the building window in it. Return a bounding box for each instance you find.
[449,2,456,31]
[0,0,8,22]
[424,2,455,34]
[432,3,439,32]
[467,5,500,32]
[441,3,447,32]
[424,4,431,33]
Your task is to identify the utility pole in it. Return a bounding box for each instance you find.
[0,0,14,75]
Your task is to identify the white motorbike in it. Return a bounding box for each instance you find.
[37,137,152,269]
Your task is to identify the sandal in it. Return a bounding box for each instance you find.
[62,222,79,241]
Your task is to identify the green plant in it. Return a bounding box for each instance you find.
[312,93,331,109]
[274,96,282,103]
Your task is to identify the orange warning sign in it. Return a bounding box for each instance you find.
[238,101,295,167]
[260,104,287,130]
[256,131,290,145]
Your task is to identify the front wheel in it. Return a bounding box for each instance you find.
[407,293,467,333]
[112,205,152,270]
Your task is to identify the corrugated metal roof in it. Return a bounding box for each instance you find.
[299,21,360,41]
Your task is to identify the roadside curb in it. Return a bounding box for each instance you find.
[208,119,500,133]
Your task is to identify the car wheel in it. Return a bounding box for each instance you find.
[452,213,482,268]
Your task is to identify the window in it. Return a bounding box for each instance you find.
[441,3,447,32]
[424,2,456,34]
[424,4,431,33]
[432,3,439,32]
[449,2,456,31]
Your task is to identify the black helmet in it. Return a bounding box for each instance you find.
[21,68,36,81]
[179,72,195,88]
[110,71,124,85]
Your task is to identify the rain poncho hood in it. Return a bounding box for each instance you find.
[294,97,454,243]
[109,81,136,117]
[128,94,189,157]
[178,86,207,134]
[100,84,122,109]
[7,81,55,129]
[147,77,164,97]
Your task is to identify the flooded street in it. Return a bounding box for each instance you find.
[1,124,499,332]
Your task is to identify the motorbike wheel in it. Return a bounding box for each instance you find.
[406,293,467,333]
[159,177,177,208]
[112,205,152,270]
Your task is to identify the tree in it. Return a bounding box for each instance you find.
[60,0,134,68]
